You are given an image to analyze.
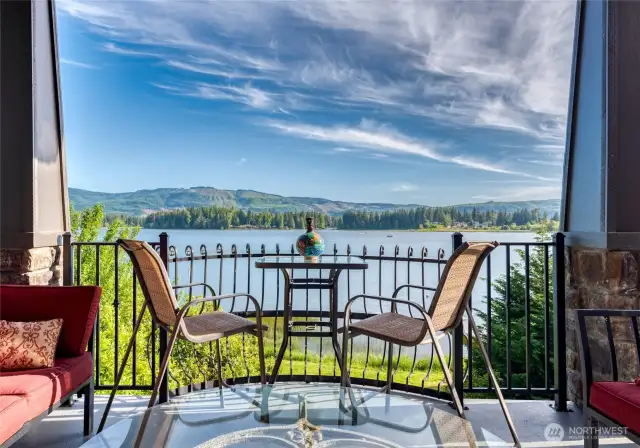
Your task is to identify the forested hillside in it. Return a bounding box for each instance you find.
[107,204,559,231]
[70,187,560,217]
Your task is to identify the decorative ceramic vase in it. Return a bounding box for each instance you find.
[296,218,325,261]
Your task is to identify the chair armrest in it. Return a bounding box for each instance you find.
[392,284,437,298]
[173,282,216,295]
[576,308,640,405]
[344,294,429,321]
[176,293,263,323]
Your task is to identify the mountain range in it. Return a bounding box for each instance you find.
[69,187,560,217]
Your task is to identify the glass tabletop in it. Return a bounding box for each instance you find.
[83,384,507,447]
[255,255,368,270]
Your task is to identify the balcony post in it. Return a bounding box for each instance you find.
[158,232,170,403]
[62,232,73,286]
[452,232,465,407]
[553,232,568,411]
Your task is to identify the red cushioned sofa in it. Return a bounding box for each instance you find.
[0,285,101,447]
[576,309,640,447]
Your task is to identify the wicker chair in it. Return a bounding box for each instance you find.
[98,239,267,435]
[341,241,520,447]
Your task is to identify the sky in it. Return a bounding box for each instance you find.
[56,0,576,206]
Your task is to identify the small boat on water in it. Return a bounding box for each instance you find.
[387,234,394,238]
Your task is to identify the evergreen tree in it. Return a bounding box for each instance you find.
[472,231,553,389]
[137,205,556,231]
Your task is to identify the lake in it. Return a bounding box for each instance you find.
[138,228,538,257]
[136,228,539,313]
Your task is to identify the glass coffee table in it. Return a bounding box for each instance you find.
[83,384,508,447]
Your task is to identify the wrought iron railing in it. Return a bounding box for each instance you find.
[62,232,567,409]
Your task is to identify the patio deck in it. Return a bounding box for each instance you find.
[9,383,637,448]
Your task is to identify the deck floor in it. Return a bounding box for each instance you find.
[10,386,637,448]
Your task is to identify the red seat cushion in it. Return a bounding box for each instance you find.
[0,285,101,356]
[0,396,29,445]
[590,381,640,434]
[0,353,92,423]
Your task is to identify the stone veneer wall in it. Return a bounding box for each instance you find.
[0,246,62,285]
[565,246,640,406]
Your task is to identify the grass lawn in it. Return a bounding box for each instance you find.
[97,317,457,394]
[257,348,449,391]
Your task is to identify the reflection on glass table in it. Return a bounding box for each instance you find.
[83,384,507,447]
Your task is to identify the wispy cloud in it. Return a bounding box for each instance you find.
[265,119,446,161]
[165,59,268,81]
[288,0,574,141]
[102,42,163,58]
[472,185,562,201]
[450,156,520,176]
[480,180,540,184]
[237,158,247,166]
[392,183,419,193]
[265,118,550,179]
[534,144,566,153]
[56,0,575,141]
[195,83,275,109]
[519,159,564,167]
[156,82,309,112]
[60,58,98,69]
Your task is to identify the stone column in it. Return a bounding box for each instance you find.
[565,249,640,405]
[0,1,69,285]
[562,0,640,405]
[0,247,63,285]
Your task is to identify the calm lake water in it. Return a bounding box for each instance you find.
[138,228,537,258]
[136,228,539,312]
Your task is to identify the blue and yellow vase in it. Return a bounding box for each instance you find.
[296,218,325,261]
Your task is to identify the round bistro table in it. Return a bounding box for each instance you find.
[255,255,368,383]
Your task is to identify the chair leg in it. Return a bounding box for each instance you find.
[134,324,181,448]
[425,318,466,419]
[259,384,271,423]
[339,324,353,415]
[340,317,350,389]
[98,302,147,433]
[256,330,266,385]
[467,306,520,447]
[147,325,181,410]
[216,339,223,390]
[386,342,394,393]
[83,379,95,437]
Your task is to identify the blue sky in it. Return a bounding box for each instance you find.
[56,0,575,206]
